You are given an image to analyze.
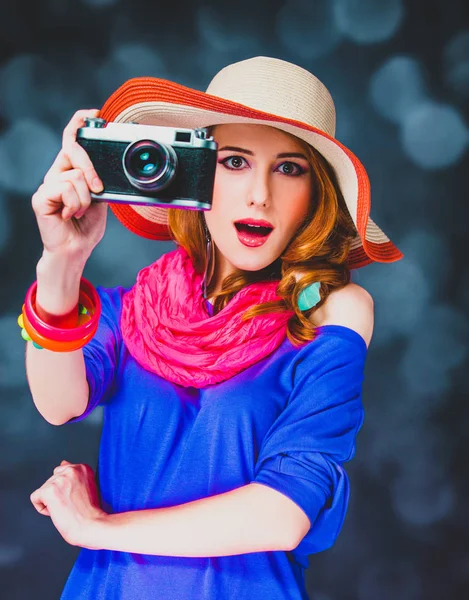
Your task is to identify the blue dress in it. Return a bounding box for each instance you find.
[61,285,367,600]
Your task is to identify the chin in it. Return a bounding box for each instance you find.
[230,252,277,273]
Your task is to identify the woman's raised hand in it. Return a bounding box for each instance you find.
[31,108,109,263]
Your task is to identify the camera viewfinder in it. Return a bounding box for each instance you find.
[175,132,192,143]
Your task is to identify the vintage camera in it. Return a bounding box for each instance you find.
[76,117,218,210]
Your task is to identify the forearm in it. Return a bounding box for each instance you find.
[91,483,296,557]
[26,250,89,425]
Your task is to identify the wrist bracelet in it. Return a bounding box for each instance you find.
[21,306,98,352]
[19,277,101,352]
[18,305,90,350]
[23,278,101,343]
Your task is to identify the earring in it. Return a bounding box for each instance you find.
[202,218,215,299]
[298,281,321,311]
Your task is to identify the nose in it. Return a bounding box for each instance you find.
[247,168,271,208]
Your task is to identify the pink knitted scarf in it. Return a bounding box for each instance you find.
[120,246,294,388]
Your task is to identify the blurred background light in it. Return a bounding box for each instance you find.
[276,0,342,60]
[0,119,60,195]
[194,3,264,82]
[370,56,429,125]
[197,3,262,53]
[0,314,30,388]
[395,230,451,296]
[399,304,469,396]
[390,426,455,526]
[357,255,430,347]
[0,194,12,255]
[400,100,469,169]
[392,464,455,526]
[0,543,24,568]
[0,54,66,123]
[0,53,95,126]
[444,29,469,97]
[334,0,404,44]
[94,42,168,102]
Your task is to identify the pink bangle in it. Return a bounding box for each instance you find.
[21,308,99,352]
[24,277,101,343]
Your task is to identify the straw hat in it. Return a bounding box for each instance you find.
[98,56,403,269]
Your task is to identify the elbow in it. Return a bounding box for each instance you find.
[32,400,82,426]
[285,519,311,551]
[39,412,69,426]
[45,417,68,426]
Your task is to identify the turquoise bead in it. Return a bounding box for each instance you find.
[298,282,321,311]
[32,341,44,350]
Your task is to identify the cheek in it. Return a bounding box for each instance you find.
[205,176,233,231]
[211,169,229,209]
[210,170,243,218]
[286,187,312,224]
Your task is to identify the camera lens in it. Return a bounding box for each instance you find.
[130,148,160,177]
[123,140,177,192]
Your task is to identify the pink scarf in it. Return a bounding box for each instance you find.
[120,246,294,387]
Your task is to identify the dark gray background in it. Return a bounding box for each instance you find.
[1,0,468,598]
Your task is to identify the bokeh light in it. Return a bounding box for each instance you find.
[276,0,342,60]
[94,42,168,102]
[399,304,469,397]
[0,194,12,255]
[197,3,262,53]
[444,29,469,97]
[392,464,455,526]
[390,425,455,525]
[334,0,404,44]
[0,119,60,195]
[396,230,451,296]
[357,255,430,347]
[195,4,264,82]
[400,100,469,169]
[0,53,94,126]
[0,314,29,388]
[370,56,428,125]
[0,543,24,568]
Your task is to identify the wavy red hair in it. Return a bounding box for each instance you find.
[167,129,357,347]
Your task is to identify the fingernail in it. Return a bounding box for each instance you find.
[93,177,104,193]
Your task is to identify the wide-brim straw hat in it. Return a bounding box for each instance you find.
[98,56,403,270]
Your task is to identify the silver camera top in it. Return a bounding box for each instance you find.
[79,118,216,150]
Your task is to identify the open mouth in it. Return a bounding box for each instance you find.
[234,222,273,237]
[234,221,274,247]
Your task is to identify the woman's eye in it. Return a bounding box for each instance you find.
[277,162,305,176]
[219,156,247,170]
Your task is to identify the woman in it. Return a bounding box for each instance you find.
[24,57,403,599]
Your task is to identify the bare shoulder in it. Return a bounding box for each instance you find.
[313,283,374,349]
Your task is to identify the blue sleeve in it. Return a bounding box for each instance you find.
[65,285,126,424]
[252,327,367,555]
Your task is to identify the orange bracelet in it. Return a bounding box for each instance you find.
[20,307,98,352]
[19,277,101,352]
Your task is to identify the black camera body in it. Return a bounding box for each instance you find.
[76,117,218,210]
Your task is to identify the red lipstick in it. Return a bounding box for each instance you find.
[234,219,274,248]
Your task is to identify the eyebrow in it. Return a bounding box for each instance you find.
[218,145,309,160]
